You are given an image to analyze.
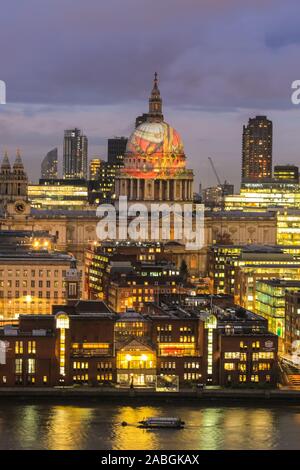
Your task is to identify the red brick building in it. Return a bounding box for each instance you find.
[0,298,279,389]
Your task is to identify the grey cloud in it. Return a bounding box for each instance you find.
[0,0,298,110]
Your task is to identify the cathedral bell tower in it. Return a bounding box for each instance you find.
[148,72,164,123]
[0,150,30,217]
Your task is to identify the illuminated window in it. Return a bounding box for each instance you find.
[224,352,240,359]
[56,314,69,377]
[28,341,36,354]
[258,363,271,371]
[56,314,69,329]
[15,358,23,374]
[15,341,23,354]
[257,352,274,359]
[28,359,35,374]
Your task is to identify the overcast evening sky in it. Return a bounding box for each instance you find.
[1,0,300,189]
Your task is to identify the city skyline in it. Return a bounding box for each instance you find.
[1,0,300,187]
[2,0,300,456]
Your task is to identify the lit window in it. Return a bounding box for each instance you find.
[15,359,23,374]
[15,341,23,354]
[28,359,35,374]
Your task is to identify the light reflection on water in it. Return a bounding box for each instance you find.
[0,402,300,450]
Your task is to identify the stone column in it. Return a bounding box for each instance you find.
[127,179,130,197]
[159,180,163,200]
[166,180,170,200]
[183,180,186,201]
[180,181,183,200]
[130,179,133,200]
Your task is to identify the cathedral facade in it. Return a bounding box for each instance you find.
[115,74,194,207]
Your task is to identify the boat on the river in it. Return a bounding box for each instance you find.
[138,417,185,429]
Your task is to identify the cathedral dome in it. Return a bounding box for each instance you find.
[124,121,186,178]
[126,121,184,159]
[115,74,194,203]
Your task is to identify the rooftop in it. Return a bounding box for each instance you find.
[52,300,116,318]
[0,251,73,261]
[0,230,54,239]
[213,304,267,323]
[30,208,97,218]
[206,210,276,219]
[256,279,300,288]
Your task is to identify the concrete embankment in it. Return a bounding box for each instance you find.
[0,387,299,402]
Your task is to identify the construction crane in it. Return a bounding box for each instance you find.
[208,157,222,187]
[207,156,227,213]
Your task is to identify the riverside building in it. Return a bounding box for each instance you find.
[0,295,278,388]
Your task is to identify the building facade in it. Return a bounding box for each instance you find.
[255,279,300,343]
[285,290,300,353]
[274,165,299,182]
[88,161,118,203]
[235,260,300,312]
[202,183,234,209]
[89,158,104,180]
[28,179,89,210]
[277,210,300,246]
[41,148,58,180]
[107,137,127,167]
[0,232,80,319]
[0,297,278,388]
[63,128,88,180]
[0,151,28,210]
[225,180,300,211]
[242,115,272,181]
[208,244,300,296]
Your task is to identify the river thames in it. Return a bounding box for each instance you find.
[0,401,300,450]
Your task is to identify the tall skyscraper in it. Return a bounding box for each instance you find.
[242,115,272,181]
[41,148,58,179]
[63,128,88,180]
[107,136,127,167]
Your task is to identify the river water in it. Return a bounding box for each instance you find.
[0,401,300,450]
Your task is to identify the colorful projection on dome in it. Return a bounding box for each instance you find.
[121,122,188,179]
